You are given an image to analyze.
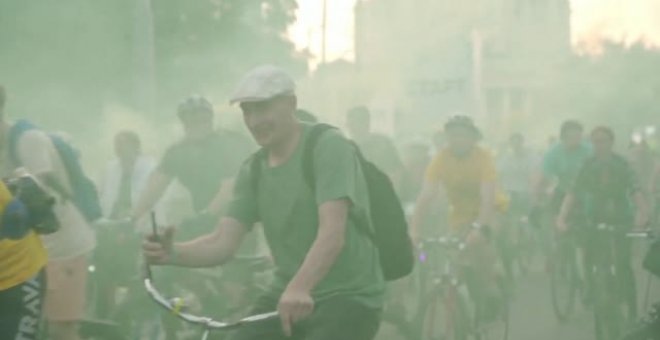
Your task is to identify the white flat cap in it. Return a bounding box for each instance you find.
[229,65,295,104]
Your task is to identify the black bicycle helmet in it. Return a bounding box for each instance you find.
[444,115,481,138]
[177,95,214,116]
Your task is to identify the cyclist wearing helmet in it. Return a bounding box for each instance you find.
[132,95,255,339]
[132,95,253,234]
[412,115,507,310]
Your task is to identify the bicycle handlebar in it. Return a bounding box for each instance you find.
[625,229,656,239]
[143,274,278,331]
[142,212,278,335]
[591,224,656,239]
[419,237,466,250]
[93,217,132,229]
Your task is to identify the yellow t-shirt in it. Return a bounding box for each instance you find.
[426,146,508,231]
[0,182,48,291]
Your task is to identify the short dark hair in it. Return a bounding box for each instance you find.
[444,115,481,138]
[115,130,141,150]
[591,126,615,142]
[347,106,370,122]
[560,120,583,138]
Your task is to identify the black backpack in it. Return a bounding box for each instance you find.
[251,124,415,281]
[643,237,660,279]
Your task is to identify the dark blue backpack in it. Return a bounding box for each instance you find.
[8,120,102,223]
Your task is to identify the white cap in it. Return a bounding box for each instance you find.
[229,65,295,104]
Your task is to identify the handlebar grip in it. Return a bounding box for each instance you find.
[150,211,160,242]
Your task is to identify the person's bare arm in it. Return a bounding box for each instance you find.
[411,181,440,242]
[143,217,247,268]
[287,199,349,291]
[278,199,350,336]
[556,193,575,232]
[204,178,235,216]
[132,170,173,220]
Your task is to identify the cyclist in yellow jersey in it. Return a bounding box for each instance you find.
[412,116,507,238]
[412,115,506,315]
[0,179,48,340]
[0,86,48,340]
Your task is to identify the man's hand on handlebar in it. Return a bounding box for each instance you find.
[278,284,314,337]
[143,227,176,265]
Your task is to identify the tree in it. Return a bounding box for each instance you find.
[152,0,307,107]
[539,43,660,137]
[0,0,306,124]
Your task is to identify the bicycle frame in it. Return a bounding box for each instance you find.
[588,224,653,340]
[419,237,466,288]
[417,237,471,339]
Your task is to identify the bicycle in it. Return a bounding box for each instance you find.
[587,224,649,340]
[76,218,143,340]
[144,262,277,340]
[622,302,660,340]
[621,228,660,340]
[180,256,273,337]
[415,236,509,340]
[500,193,536,279]
[548,229,581,323]
[378,203,433,340]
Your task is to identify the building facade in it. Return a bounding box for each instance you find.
[353,0,571,138]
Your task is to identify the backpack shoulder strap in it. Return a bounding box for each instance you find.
[302,124,337,192]
[8,119,37,165]
[301,124,377,243]
[249,148,268,194]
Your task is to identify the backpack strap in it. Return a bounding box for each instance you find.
[7,119,37,166]
[249,149,267,192]
[302,123,336,192]
[301,124,377,242]
[249,148,268,220]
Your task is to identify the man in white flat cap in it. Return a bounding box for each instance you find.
[144,65,384,340]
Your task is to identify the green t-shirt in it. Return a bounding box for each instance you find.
[227,124,385,308]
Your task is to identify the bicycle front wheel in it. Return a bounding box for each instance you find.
[473,285,510,340]
[592,267,625,340]
[550,242,578,322]
[418,286,470,340]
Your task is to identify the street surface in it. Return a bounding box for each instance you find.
[377,250,660,340]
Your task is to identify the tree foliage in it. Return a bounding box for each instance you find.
[0,0,306,124]
[152,0,306,100]
[540,43,660,134]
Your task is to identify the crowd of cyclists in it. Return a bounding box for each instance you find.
[1,65,660,340]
